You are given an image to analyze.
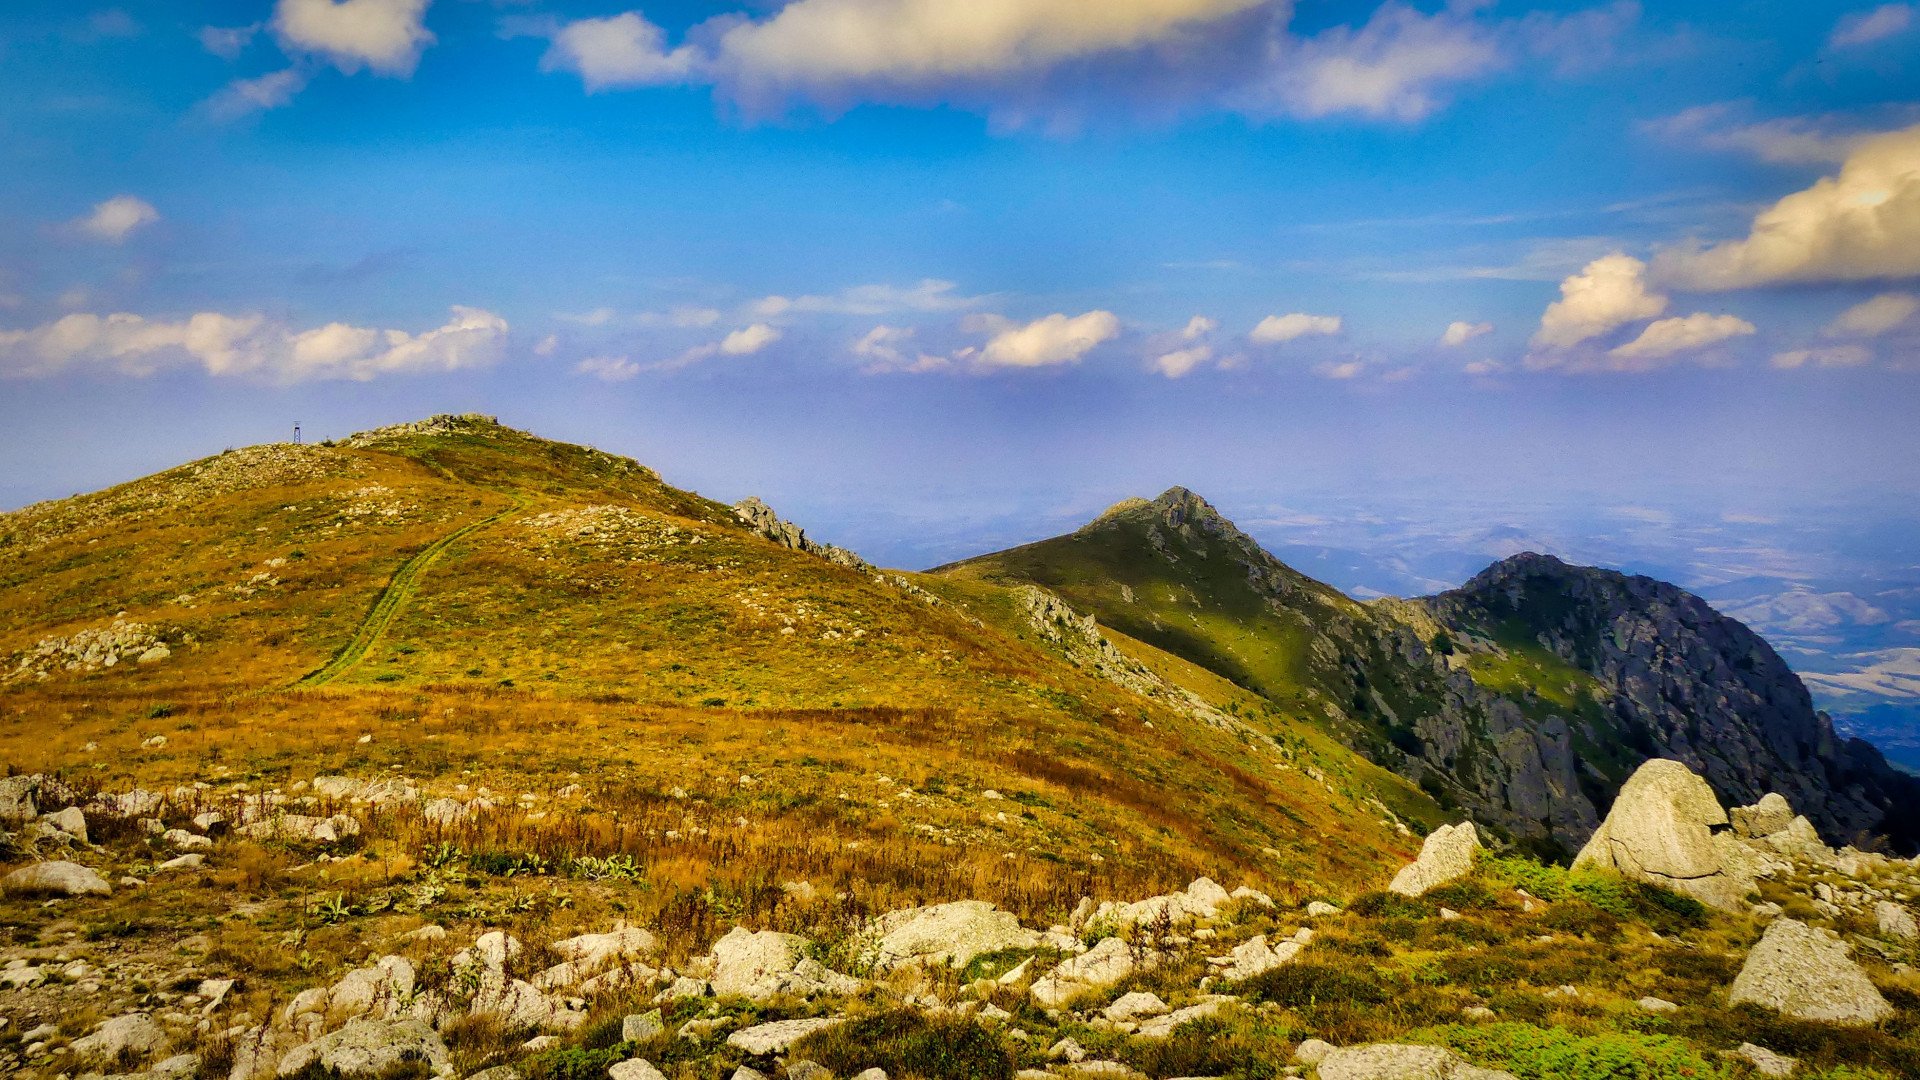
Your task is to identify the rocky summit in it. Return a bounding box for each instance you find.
[5,420,1920,1080]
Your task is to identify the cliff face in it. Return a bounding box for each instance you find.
[1422,552,1920,851]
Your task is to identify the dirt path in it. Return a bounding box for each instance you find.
[297,496,525,687]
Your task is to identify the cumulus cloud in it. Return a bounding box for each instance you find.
[753,279,985,318]
[852,324,950,372]
[1314,359,1364,379]
[1180,315,1218,339]
[1607,313,1755,363]
[200,24,261,59]
[1772,345,1873,369]
[74,196,159,243]
[585,323,783,379]
[0,305,507,382]
[1153,345,1213,378]
[1826,292,1919,336]
[541,12,702,91]
[1441,320,1492,346]
[721,323,781,354]
[974,310,1120,367]
[1829,4,1914,49]
[204,68,310,120]
[1532,253,1666,349]
[1250,312,1342,343]
[1653,123,1920,289]
[715,0,1264,94]
[273,0,434,76]
[1462,358,1504,376]
[1250,1,1504,121]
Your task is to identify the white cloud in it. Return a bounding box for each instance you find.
[204,68,309,120]
[1642,104,1887,166]
[976,310,1120,367]
[200,24,260,59]
[721,323,781,354]
[1607,313,1755,363]
[1532,253,1666,349]
[1252,1,1504,121]
[1250,312,1342,343]
[1180,314,1218,339]
[716,0,1264,91]
[1441,320,1492,346]
[577,355,643,381]
[541,12,702,91]
[273,0,434,76]
[1462,358,1504,376]
[1772,345,1873,369]
[1829,4,1914,49]
[0,305,507,382]
[74,196,159,243]
[1826,292,1919,336]
[753,279,985,318]
[1313,359,1364,379]
[1653,123,1920,289]
[1153,344,1212,378]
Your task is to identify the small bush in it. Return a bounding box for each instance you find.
[1415,1022,1727,1080]
[1349,891,1429,920]
[522,1044,631,1080]
[1243,961,1390,1007]
[791,1010,1014,1080]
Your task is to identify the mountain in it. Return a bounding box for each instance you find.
[941,488,1920,855]
[0,416,1438,907]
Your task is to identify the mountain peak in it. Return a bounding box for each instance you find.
[1086,486,1232,533]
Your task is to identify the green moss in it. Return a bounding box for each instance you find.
[1414,1022,1729,1080]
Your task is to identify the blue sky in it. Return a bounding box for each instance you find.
[2,0,1918,587]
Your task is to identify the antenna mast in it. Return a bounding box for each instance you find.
[293,421,302,445]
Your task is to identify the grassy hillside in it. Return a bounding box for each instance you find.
[0,416,1438,921]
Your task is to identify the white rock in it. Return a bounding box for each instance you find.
[864,900,1039,971]
[1101,991,1168,1022]
[608,1059,668,1080]
[2,860,112,897]
[1030,937,1134,1008]
[1875,900,1918,941]
[1729,918,1892,1025]
[72,1012,168,1064]
[1136,1000,1224,1039]
[43,806,88,843]
[1572,759,1753,912]
[1636,996,1679,1013]
[1389,822,1480,897]
[1317,1042,1519,1080]
[1734,1043,1797,1078]
[275,1019,449,1078]
[1306,900,1341,918]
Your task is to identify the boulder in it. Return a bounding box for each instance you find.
[1388,822,1480,897]
[72,1012,169,1064]
[787,1063,834,1080]
[1728,917,1892,1025]
[1316,1043,1518,1080]
[1731,794,1796,839]
[1571,759,1754,911]
[1135,999,1223,1039]
[1031,937,1134,1008]
[275,1019,449,1078]
[1875,901,1917,941]
[864,900,1039,970]
[43,806,88,843]
[326,956,416,1021]
[0,775,39,823]
[622,1010,665,1043]
[1734,1043,1797,1079]
[725,1017,844,1054]
[1306,901,1341,918]
[3,859,112,897]
[1213,932,1304,981]
[608,1060,668,1080]
[1101,991,1168,1022]
[1088,877,1233,931]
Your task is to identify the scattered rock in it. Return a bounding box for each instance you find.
[2,859,112,897]
[1305,901,1341,918]
[1731,794,1796,839]
[1102,991,1168,1022]
[1733,1043,1797,1078]
[43,806,88,843]
[1875,901,1918,941]
[1316,1043,1519,1080]
[0,775,40,822]
[608,1059,669,1080]
[786,1062,834,1080]
[707,927,859,1001]
[622,1011,665,1043]
[1636,996,1679,1013]
[1213,932,1303,981]
[1293,1039,1335,1065]
[1728,917,1892,1025]
[1136,1000,1224,1039]
[1389,822,1480,897]
[72,1012,168,1064]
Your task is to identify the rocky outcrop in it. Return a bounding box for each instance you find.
[1427,552,1920,851]
[705,927,859,1001]
[275,1019,450,1078]
[1728,917,1893,1024]
[1030,937,1135,1008]
[732,497,871,571]
[724,1017,844,1054]
[1389,822,1480,897]
[1314,1042,1519,1080]
[1572,759,1756,911]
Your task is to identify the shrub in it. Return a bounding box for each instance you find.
[1415,1022,1728,1080]
[522,1045,632,1080]
[1243,961,1390,1007]
[790,1010,1014,1080]
[1349,891,1429,920]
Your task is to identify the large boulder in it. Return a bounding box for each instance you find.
[275,1019,449,1078]
[1030,937,1135,1008]
[1731,793,1795,839]
[0,775,39,823]
[1389,823,1480,897]
[864,900,1039,971]
[2,860,111,897]
[1086,878,1234,931]
[1728,917,1893,1025]
[724,1017,844,1054]
[1316,1043,1518,1080]
[1571,759,1754,911]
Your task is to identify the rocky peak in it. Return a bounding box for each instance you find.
[1083,486,1246,545]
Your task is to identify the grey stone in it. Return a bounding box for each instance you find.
[1734,1043,1797,1078]
[1316,1043,1519,1080]
[0,775,39,823]
[43,806,88,843]
[1293,1039,1335,1064]
[1571,759,1754,911]
[622,1010,665,1043]
[1030,937,1134,1007]
[1102,991,1168,1022]
[275,1019,449,1078]
[72,1012,168,1064]
[608,1059,668,1080]
[1875,900,1917,940]
[1305,901,1341,918]
[863,900,1039,970]
[786,1062,834,1080]
[1728,917,1892,1025]
[1732,794,1796,839]
[725,1017,844,1054]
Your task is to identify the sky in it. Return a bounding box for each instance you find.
[2,0,1918,592]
